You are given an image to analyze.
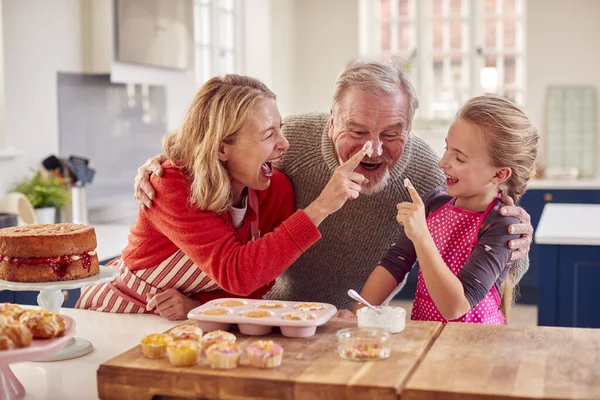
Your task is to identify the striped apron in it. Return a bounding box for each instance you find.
[76,190,260,314]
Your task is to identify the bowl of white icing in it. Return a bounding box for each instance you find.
[357,306,406,333]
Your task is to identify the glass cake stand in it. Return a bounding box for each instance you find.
[0,266,118,361]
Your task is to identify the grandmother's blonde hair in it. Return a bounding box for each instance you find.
[456,95,539,321]
[162,75,276,213]
[332,58,419,132]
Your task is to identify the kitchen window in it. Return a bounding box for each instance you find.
[193,0,242,85]
[359,0,526,124]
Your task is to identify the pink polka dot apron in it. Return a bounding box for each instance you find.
[411,191,505,324]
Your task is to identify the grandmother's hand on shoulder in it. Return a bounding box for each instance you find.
[146,289,201,321]
[499,194,533,261]
[134,154,166,210]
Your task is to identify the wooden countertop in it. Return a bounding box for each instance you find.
[97,318,443,400]
[403,322,600,400]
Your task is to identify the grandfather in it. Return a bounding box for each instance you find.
[135,58,532,310]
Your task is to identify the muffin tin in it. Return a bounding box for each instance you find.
[187,298,337,338]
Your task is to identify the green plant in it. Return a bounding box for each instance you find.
[12,170,71,210]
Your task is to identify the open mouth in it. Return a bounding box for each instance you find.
[360,159,384,171]
[446,174,458,186]
[260,161,274,178]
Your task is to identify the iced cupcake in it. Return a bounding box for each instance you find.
[200,329,236,350]
[167,339,200,367]
[206,341,242,369]
[140,333,173,359]
[247,340,283,368]
[169,324,203,342]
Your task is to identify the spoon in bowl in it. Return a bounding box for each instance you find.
[347,289,382,315]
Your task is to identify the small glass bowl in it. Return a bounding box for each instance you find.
[336,327,391,361]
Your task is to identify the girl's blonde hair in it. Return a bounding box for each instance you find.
[162,75,276,213]
[456,95,539,321]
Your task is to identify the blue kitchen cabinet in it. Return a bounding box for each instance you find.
[15,289,81,308]
[518,189,600,304]
[539,243,600,327]
[0,291,14,303]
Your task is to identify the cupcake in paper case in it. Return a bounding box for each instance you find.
[241,310,272,318]
[167,339,200,367]
[200,329,236,350]
[140,333,174,359]
[247,340,283,369]
[206,341,242,369]
[169,324,203,342]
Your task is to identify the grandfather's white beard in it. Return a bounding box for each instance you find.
[362,169,391,195]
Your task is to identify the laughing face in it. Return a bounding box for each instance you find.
[438,118,511,211]
[329,88,409,194]
[219,98,289,202]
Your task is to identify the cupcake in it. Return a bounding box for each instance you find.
[247,340,283,368]
[140,333,174,359]
[218,300,245,307]
[241,310,271,318]
[294,303,326,311]
[169,325,203,342]
[200,309,230,316]
[200,330,236,350]
[256,302,285,309]
[167,339,200,367]
[283,311,315,321]
[206,341,242,369]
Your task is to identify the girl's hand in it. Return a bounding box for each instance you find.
[396,178,429,243]
[335,309,356,318]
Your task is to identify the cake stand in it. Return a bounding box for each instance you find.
[0,266,118,361]
[0,315,75,400]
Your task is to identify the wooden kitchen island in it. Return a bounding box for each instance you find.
[403,322,600,400]
[98,319,443,400]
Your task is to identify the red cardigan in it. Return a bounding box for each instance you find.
[122,161,321,302]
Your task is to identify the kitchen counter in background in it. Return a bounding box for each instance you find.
[535,203,600,328]
[528,179,600,190]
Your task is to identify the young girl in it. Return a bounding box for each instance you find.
[355,96,539,324]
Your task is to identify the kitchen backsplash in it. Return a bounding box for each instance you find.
[57,73,167,224]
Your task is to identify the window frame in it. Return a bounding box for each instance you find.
[193,0,243,86]
[359,0,527,123]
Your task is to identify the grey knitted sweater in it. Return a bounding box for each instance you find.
[266,112,528,309]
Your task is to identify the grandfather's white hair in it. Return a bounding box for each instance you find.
[331,58,419,132]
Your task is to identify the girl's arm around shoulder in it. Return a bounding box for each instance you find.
[146,166,321,296]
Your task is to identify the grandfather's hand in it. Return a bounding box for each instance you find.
[500,194,533,261]
[146,289,201,321]
[134,154,167,210]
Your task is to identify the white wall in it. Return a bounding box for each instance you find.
[0,0,195,197]
[292,0,359,114]
[526,0,600,175]
[0,0,86,195]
